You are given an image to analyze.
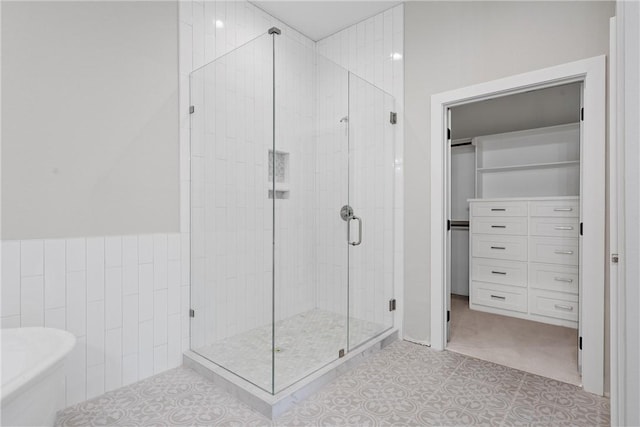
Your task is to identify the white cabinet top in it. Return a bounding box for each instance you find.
[468,196,579,202]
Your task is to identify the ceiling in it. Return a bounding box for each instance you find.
[249,1,401,41]
[451,83,582,140]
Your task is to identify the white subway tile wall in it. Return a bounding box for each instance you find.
[317,4,405,334]
[0,234,187,406]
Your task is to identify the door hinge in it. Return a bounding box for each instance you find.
[580,222,583,236]
[447,128,451,140]
[189,106,195,114]
[447,219,451,231]
[447,310,451,322]
[612,253,619,263]
[390,111,397,124]
[389,299,397,312]
[580,108,584,121]
[338,348,345,358]
[579,336,583,350]
[189,308,195,318]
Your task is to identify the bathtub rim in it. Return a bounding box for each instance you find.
[1,327,76,403]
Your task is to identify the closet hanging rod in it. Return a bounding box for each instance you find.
[451,141,473,147]
[450,220,469,229]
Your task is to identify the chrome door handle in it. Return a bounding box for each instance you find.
[554,277,574,283]
[554,207,573,212]
[554,226,574,230]
[348,215,363,246]
[554,304,574,311]
[554,250,574,255]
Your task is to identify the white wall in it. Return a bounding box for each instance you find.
[1,1,179,240]
[404,0,614,345]
[617,0,640,424]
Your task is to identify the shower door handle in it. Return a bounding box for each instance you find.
[348,216,363,246]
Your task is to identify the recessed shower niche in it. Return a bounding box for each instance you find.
[186,28,397,418]
[268,149,289,199]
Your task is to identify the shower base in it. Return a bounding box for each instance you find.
[184,309,397,418]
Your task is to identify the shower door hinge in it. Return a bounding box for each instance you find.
[579,336,583,350]
[338,349,345,358]
[447,128,451,140]
[390,112,397,124]
[581,107,584,121]
[447,310,451,322]
[189,106,195,114]
[189,309,195,318]
[580,222,583,236]
[389,299,397,312]
[612,253,619,264]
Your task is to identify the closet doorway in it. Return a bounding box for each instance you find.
[430,56,606,396]
[447,83,582,386]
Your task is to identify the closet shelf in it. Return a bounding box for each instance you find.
[477,160,580,173]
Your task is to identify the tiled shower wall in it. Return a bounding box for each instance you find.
[184,2,404,343]
[0,234,190,406]
[316,5,405,329]
[183,2,320,347]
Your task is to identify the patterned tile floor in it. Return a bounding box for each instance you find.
[56,340,610,426]
[194,309,386,392]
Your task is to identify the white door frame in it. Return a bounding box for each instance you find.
[430,56,606,395]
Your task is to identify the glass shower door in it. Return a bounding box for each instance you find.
[272,35,350,393]
[347,73,395,350]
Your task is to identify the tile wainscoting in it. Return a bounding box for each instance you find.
[1,233,190,406]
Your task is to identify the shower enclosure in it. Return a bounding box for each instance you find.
[189,28,396,395]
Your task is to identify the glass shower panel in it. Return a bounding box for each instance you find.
[189,33,274,393]
[348,73,395,350]
[272,35,349,393]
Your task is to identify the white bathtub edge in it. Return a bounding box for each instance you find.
[1,327,76,403]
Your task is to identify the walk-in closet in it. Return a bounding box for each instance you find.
[447,82,583,386]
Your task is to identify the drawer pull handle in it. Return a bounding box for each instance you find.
[491,271,507,275]
[491,295,506,300]
[554,208,573,212]
[491,208,506,211]
[491,246,506,250]
[554,226,574,230]
[491,225,507,228]
[554,277,574,283]
[554,250,574,255]
[554,304,574,311]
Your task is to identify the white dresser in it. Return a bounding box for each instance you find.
[468,197,579,328]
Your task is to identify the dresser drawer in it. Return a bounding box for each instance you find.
[529,217,579,238]
[471,281,527,313]
[529,263,579,294]
[470,201,527,217]
[472,217,527,236]
[472,258,527,287]
[529,289,578,323]
[472,235,527,261]
[529,237,578,266]
[530,200,579,217]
